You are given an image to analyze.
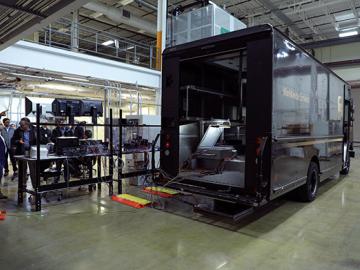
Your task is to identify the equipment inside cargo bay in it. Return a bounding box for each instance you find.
[0,1,359,270]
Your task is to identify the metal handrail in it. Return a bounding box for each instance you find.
[27,17,156,69]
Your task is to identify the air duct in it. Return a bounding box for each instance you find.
[84,1,156,36]
[135,0,157,11]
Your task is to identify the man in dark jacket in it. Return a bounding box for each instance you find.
[51,120,74,143]
[74,121,85,139]
[40,125,52,145]
[11,119,36,155]
[0,133,7,199]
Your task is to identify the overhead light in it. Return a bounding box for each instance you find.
[28,83,86,92]
[62,76,89,82]
[90,12,103,18]
[334,11,356,22]
[339,31,358,38]
[102,40,115,46]
[114,39,120,49]
[119,0,134,5]
[57,28,69,33]
[339,26,359,32]
[29,83,85,92]
[127,45,135,50]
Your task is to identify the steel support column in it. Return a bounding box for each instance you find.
[71,10,79,52]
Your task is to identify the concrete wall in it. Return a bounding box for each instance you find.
[314,42,360,141]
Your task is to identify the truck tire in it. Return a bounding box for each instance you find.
[298,162,319,202]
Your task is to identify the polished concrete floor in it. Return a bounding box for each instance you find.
[1,159,360,270]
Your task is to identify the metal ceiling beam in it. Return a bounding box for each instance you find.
[79,12,154,40]
[302,35,360,49]
[255,0,306,39]
[325,59,360,68]
[0,0,45,18]
[0,0,91,51]
[242,0,347,19]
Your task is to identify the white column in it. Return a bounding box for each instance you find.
[161,0,167,52]
[156,0,167,115]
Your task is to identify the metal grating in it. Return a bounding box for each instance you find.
[0,0,89,50]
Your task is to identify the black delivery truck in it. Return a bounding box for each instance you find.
[159,24,354,219]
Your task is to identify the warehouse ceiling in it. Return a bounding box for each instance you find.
[223,0,360,42]
[0,0,91,50]
[0,1,359,52]
[76,0,360,44]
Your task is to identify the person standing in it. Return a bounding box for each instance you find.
[40,125,52,145]
[74,121,85,139]
[51,119,73,143]
[11,119,36,155]
[0,133,8,199]
[1,118,17,177]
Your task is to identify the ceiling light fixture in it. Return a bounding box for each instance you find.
[62,76,89,82]
[90,11,103,18]
[30,83,85,92]
[102,40,115,46]
[339,30,358,38]
[119,0,134,5]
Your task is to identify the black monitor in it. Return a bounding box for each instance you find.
[52,99,81,117]
[25,97,54,116]
[80,100,103,117]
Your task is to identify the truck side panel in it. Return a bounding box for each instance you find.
[270,31,345,199]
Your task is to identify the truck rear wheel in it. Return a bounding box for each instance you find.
[298,161,319,202]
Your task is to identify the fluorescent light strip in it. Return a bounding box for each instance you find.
[119,0,134,5]
[62,76,89,82]
[339,31,358,38]
[102,40,114,46]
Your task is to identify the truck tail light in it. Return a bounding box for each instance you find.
[164,134,171,148]
[164,134,171,156]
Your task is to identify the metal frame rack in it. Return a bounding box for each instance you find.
[17,104,119,211]
[115,110,161,194]
[16,105,161,211]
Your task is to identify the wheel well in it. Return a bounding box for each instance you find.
[311,156,320,172]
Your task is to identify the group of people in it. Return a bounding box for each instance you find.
[0,111,90,200]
